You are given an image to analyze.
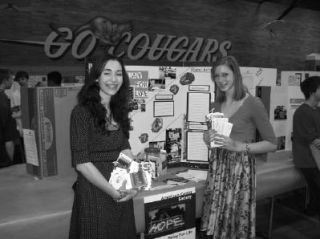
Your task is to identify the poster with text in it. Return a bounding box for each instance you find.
[144,187,196,239]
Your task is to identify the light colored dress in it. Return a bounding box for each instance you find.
[201,95,276,239]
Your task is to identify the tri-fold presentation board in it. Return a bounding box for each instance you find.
[21,86,80,178]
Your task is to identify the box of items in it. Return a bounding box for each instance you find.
[141,147,167,179]
[109,153,152,190]
[21,86,81,178]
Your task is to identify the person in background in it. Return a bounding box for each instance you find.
[292,76,320,220]
[0,69,20,168]
[9,71,29,164]
[201,56,277,239]
[47,71,62,86]
[69,54,138,239]
[6,71,29,135]
[6,71,29,109]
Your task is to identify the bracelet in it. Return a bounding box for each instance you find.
[245,143,250,154]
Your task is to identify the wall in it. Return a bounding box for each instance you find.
[0,0,319,72]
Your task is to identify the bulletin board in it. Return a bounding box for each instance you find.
[125,66,214,162]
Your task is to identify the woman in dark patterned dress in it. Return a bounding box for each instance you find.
[200,56,277,239]
[69,54,138,239]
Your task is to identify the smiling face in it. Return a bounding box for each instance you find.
[98,59,123,101]
[213,65,235,93]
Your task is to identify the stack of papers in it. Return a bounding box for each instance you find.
[175,169,208,182]
[206,112,233,148]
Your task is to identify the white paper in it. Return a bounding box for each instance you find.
[186,169,208,181]
[187,92,210,122]
[176,170,208,182]
[223,122,233,137]
[154,101,174,117]
[22,129,39,166]
[206,113,233,148]
[188,123,208,130]
[186,131,208,162]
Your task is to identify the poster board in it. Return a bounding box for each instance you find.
[143,187,196,239]
[240,67,277,95]
[125,66,214,162]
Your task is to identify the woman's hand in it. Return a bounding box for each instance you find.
[213,134,244,152]
[203,129,216,146]
[117,189,138,202]
[111,189,123,201]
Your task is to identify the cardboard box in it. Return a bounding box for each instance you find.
[21,86,80,178]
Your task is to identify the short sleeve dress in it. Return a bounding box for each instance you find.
[200,95,276,239]
[68,105,137,239]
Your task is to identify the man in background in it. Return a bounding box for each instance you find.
[292,76,320,220]
[6,71,29,136]
[47,71,62,86]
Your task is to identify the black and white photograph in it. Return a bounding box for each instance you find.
[1,1,320,239]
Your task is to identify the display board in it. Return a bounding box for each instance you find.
[125,66,214,164]
[21,86,80,178]
[240,67,277,95]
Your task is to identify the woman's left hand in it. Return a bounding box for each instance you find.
[213,134,243,152]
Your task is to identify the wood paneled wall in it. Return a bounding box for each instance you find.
[0,0,319,73]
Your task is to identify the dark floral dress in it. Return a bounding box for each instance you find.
[201,148,255,238]
[200,96,276,239]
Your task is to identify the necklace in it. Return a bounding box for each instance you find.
[105,114,119,130]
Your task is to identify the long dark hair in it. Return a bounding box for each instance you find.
[77,54,130,138]
[211,55,246,103]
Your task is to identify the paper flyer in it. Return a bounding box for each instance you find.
[22,129,39,166]
[144,187,196,239]
[205,112,233,148]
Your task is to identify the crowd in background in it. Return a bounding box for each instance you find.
[0,69,62,168]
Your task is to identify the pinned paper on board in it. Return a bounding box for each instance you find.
[153,100,174,117]
[23,129,39,166]
[165,128,182,164]
[186,131,208,162]
[186,92,210,123]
